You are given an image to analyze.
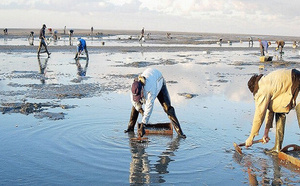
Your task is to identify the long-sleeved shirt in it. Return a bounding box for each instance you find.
[250,69,295,137]
[131,68,164,124]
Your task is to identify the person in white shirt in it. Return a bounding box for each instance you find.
[125,68,186,138]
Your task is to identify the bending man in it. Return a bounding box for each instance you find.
[125,68,186,138]
[75,38,89,60]
[246,69,300,153]
[259,39,271,56]
[275,40,285,53]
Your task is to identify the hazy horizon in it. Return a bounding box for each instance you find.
[1,0,300,37]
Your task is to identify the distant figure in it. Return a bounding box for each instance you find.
[293,41,298,49]
[3,28,8,35]
[69,29,74,46]
[28,31,34,46]
[74,38,89,60]
[275,40,285,53]
[139,27,145,42]
[259,39,271,56]
[48,28,52,34]
[146,33,151,39]
[217,38,222,46]
[64,26,66,35]
[91,27,93,35]
[53,30,58,42]
[37,24,51,57]
[248,36,253,47]
[166,33,172,39]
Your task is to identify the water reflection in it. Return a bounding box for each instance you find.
[37,56,49,84]
[128,134,181,184]
[71,58,89,83]
[233,151,299,185]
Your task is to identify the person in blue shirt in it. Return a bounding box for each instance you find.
[75,38,89,59]
[259,39,271,56]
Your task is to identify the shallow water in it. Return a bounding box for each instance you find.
[0,47,300,185]
[1,35,289,48]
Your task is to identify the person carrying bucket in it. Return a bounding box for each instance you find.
[245,69,300,154]
[124,68,186,138]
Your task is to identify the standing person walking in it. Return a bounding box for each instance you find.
[37,24,51,57]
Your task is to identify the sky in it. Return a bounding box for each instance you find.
[1,0,300,36]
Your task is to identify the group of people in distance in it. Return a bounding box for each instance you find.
[37,24,88,59]
[259,39,286,56]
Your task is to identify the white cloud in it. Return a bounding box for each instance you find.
[106,0,134,6]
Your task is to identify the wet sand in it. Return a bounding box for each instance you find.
[0,29,300,185]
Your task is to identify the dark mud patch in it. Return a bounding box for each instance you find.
[158,58,178,65]
[114,61,155,68]
[114,59,178,68]
[178,93,198,99]
[34,112,65,120]
[106,73,138,79]
[195,61,217,65]
[6,70,48,80]
[0,102,76,120]
[228,61,257,66]
[166,80,178,84]
[5,83,102,99]
[216,79,229,83]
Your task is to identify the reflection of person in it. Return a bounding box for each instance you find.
[128,133,181,184]
[258,39,271,56]
[37,24,51,57]
[275,40,285,53]
[37,56,49,84]
[74,38,89,59]
[245,69,300,153]
[124,68,186,138]
[76,58,88,77]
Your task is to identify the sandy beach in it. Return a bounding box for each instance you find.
[0,28,300,185]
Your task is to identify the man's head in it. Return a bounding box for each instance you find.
[248,74,263,96]
[132,80,143,102]
[43,24,46,28]
[77,38,81,46]
[268,41,271,46]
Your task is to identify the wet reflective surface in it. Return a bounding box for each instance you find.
[0,44,300,185]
